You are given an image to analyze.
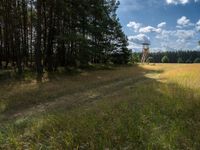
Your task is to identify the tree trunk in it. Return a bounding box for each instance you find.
[35,0,43,79]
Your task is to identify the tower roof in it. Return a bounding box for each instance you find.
[142,43,150,46]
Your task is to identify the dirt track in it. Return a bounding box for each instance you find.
[1,65,152,122]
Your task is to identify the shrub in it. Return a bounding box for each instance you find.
[186,59,192,63]
[132,53,140,63]
[194,58,200,63]
[177,57,184,63]
[161,56,169,63]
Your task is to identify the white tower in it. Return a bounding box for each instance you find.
[141,43,150,63]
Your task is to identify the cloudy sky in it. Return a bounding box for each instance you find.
[117,0,200,52]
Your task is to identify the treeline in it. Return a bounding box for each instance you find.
[0,0,131,76]
[133,51,200,63]
[150,51,200,63]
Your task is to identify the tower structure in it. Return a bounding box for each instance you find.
[141,43,150,63]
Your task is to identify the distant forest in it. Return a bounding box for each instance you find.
[0,0,131,76]
[133,51,200,63]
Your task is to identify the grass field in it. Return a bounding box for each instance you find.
[0,64,200,149]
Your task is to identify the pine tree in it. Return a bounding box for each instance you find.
[1,0,130,75]
[35,0,43,76]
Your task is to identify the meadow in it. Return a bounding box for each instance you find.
[0,64,200,149]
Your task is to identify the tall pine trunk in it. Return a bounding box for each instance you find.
[35,0,43,79]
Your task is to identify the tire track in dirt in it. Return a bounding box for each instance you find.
[2,75,148,121]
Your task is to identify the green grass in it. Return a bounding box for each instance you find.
[0,64,200,149]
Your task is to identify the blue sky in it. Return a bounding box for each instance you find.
[117,0,200,52]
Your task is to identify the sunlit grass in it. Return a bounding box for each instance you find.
[0,64,200,149]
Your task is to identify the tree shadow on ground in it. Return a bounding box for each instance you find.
[0,64,144,117]
[0,64,200,149]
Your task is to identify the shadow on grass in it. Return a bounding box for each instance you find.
[0,64,118,84]
[0,64,141,115]
[0,64,200,149]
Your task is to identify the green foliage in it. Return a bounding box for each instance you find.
[161,56,169,63]
[149,51,200,63]
[132,53,141,63]
[177,57,184,63]
[194,58,200,63]
[1,0,130,75]
[186,58,192,63]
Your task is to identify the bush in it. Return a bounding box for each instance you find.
[161,56,169,63]
[186,59,192,63]
[194,58,200,63]
[177,57,184,63]
[132,53,140,63]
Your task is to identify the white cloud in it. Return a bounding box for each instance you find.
[197,20,200,25]
[155,29,197,50]
[139,26,162,33]
[156,29,195,41]
[166,0,200,5]
[166,0,189,4]
[196,19,200,31]
[176,25,183,29]
[127,21,142,32]
[127,21,164,34]
[127,43,142,51]
[127,17,199,51]
[128,34,151,45]
[177,16,190,26]
[156,30,176,39]
[175,30,195,40]
[157,22,166,28]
